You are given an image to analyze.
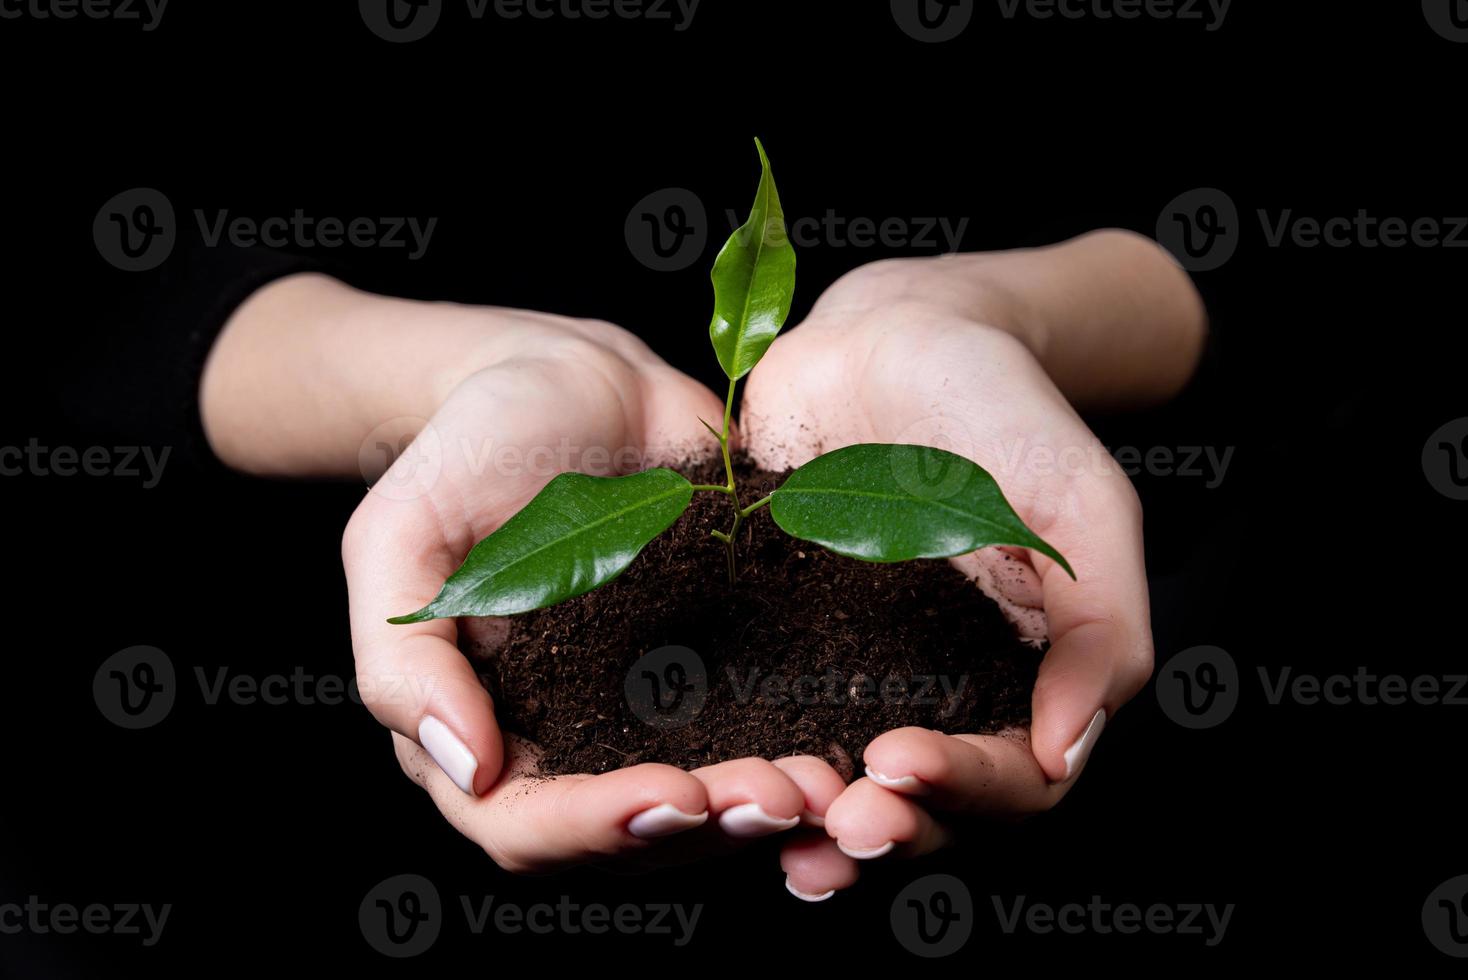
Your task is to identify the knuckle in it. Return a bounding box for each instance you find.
[340,502,374,565]
[816,257,922,310]
[481,840,538,876]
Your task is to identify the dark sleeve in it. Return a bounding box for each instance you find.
[56,240,334,472]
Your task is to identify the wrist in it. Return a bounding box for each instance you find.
[201,274,509,475]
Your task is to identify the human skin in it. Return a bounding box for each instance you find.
[199,228,1204,879]
[740,229,1205,898]
[202,279,846,872]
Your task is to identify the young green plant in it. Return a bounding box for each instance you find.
[389,140,1073,625]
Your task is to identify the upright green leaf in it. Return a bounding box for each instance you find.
[389,469,694,623]
[769,444,1075,577]
[708,138,797,380]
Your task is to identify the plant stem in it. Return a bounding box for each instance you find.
[719,377,737,491]
[717,376,741,582]
[739,494,772,518]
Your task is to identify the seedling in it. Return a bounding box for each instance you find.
[390,141,1072,624]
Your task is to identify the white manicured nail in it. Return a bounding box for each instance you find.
[838,840,895,860]
[418,715,478,795]
[718,803,801,837]
[1063,708,1107,780]
[785,876,835,903]
[800,810,825,828]
[627,804,709,839]
[865,766,926,793]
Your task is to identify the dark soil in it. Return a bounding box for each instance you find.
[462,459,1041,778]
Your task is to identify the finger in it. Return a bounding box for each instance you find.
[345,489,504,796]
[779,831,859,902]
[862,726,1080,818]
[691,758,806,839]
[824,777,952,860]
[771,755,847,828]
[1026,473,1152,782]
[395,733,710,873]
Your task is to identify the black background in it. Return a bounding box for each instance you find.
[2,0,1465,972]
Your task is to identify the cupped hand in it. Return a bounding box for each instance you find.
[742,253,1162,898]
[341,311,843,872]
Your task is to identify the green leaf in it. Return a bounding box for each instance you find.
[769,444,1075,577]
[389,469,694,623]
[708,138,797,380]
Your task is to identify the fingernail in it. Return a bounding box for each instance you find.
[864,766,927,794]
[717,802,801,837]
[838,840,895,860]
[800,809,826,828]
[785,876,835,903]
[1062,708,1107,780]
[418,715,478,796]
[627,804,709,839]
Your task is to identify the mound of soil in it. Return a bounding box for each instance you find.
[462,459,1041,777]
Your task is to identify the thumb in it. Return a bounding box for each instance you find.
[342,494,504,796]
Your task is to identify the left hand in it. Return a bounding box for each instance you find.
[740,252,1159,899]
